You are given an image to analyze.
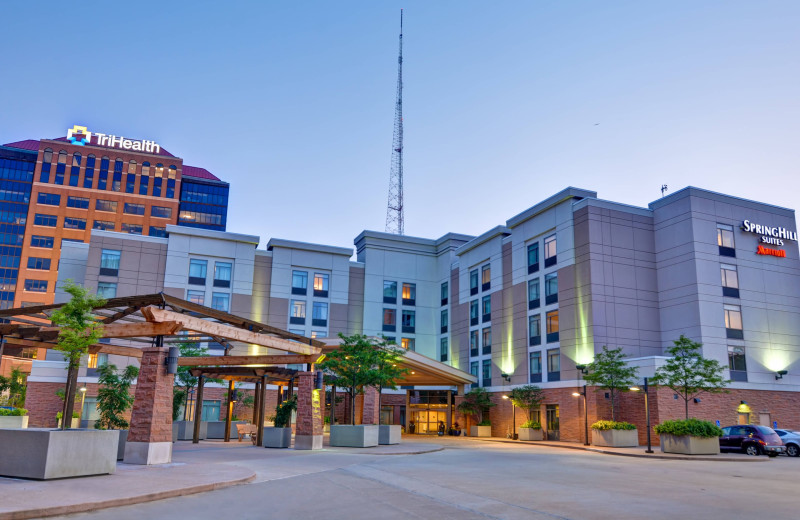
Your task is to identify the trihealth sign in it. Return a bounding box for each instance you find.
[66,125,161,154]
[741,220,797,247]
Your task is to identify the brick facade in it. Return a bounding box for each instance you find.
[128,348,174,443]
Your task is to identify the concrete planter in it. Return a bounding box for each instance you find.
[329,425,379,448]
[206,421,247,439]
[57,417,80,429]
[172,423,179,443]
[174,420,207,441]
[0,428,119,479]
[660,434,720,455]
[0,416,28,429]
[116,430,129,460]
[518,428,543,441]
[263,427,292,448]
[592,428,639,447]
[379,424,401,445]
[323,424,330,433]
[470,425,492,437]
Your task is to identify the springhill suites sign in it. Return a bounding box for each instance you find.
[741,220,797,247]
[66,125,161,154]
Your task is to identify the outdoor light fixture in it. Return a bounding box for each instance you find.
[314,371,324,391]
[572,385,589,446]
[79,387,87,393]
[575,364,588,375]
[502,395,509,399]
[740,400,748,405]
[571,391,581,397]
[501,373,511,382]
[775,370,788,380]
[166,346,179,374]
[693,398,701,404]
[629,386,640,392]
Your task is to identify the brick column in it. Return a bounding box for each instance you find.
[124,347,174,465]
[294,371,323,450]
[361,386,380,425]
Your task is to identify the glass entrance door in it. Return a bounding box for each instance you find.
[410,410,446,434]
[546,404,560,440]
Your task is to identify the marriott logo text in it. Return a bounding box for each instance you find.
[93,133,161,154]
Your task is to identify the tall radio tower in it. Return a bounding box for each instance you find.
[385,9,404,235]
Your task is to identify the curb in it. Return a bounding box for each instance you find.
[322,446,445,456]
[472,437,769,462]
[0,471,256,520]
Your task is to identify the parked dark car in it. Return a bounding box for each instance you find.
[720,425,785,457]
[774,429,800,457]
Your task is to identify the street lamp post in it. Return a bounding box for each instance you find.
[502,395,517,440]
[571,385,589,446]
[630,377,653,454]
[79,387,87,428]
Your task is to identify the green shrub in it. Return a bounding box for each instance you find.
[274,395,297,428]
[56,411,80,419]
[477,419,492,426]
[591,420,636,431]
[654,418,722,438]
[520,420,541,429]
[0,408,27,416]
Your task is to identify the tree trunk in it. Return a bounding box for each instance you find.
[610,390,616,422]
[685,397,689,420]
[350,390,356,425]
[62,364,78,429]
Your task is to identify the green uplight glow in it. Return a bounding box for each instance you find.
[502,291,515,375]
[572,265,595,366]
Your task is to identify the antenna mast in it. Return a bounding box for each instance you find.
[385,9,404,235]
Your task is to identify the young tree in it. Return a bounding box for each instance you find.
[509,385,545,423]
[0,367,28,408]
[652,335,729,420]
[582,346,639,421]
[50,280,105,429]
[95,364,139,430]
[457,387,496,429]
[227,384,255,421]
[173,341,213,421]
[372,337,410,422]
[318,333,382,425]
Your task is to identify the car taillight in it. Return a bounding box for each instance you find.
[758,440,766,445]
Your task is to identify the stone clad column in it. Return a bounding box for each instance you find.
[361,386,380,425]
[124,347,174,465]
[294,372,323,450]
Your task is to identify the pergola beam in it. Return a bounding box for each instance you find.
[178,354,318,366]
[4,337,144,359]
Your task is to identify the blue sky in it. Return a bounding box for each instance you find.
[2,1,799,250]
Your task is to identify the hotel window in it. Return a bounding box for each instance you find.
[112,159,123,191]
[527,242,540,274]
[402,282,416,306]
[313,273,329,297]
[441,281,448,306]
[724,304,743,339]
[402,310,415,333]
[123,203,145,216]
[481,264,491,291]
[544,234,557,268]
[382,308,396,332]
[470,300,479,326]
[291,270,308,295]
[546,310,559,343]
[186,290,205,305]
[64,217,86,230]
[721,264,739,298]
[482,295,491,322]
[98,156,109,190]
[545,273,558,305]
[188,259,208,285]
[528,278,540,309]
[120,223,142,235]
[87,353,108,369]
[529,351,542,383]
[482,359,492,387]
[151,206,172,219]
[67,196,90,209]
[167,166,177,198]
[31,235,54,248]
[440,337,448,362]
[470,330,479,357]
[149,226,167,238]
[529,314,541,346]
[383,280,397,303]
[441,309,448,333]
[153,164,163,197]
[470,361,479,388]
[96,199,117,212]
[470,269,479,296]
[69,153,81,186]
[140,162,150,195]
[547,349,560,382]
[37,192,60,206]
[290,300,306,324]
[100,249,121,276]
[24,279,47,292]
[401,338,415,351]
[97,282,117,299]
[27,257,51,270]
[83,154,95,188]
[55,150,66,184]
[211,292,230,312]
[717,224,735,257]
[728,346,748,382]
[312,302,328,327]
[93,220,115,231]
[482,327,492,355]
[34,214,57,227]
[214,262,232,288]
[41,148,53,182]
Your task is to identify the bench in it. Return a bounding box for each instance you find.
[235,423,257,442]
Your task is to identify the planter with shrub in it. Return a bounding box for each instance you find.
[56,412,80,429]
[264,395,295,448]
[457,388,495,437]
[470,420,492,438]
[95,364,138,460]
[518,420,543,441]
[654,418,722,455]
[0,408,28,429]
[591,420,639,447]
